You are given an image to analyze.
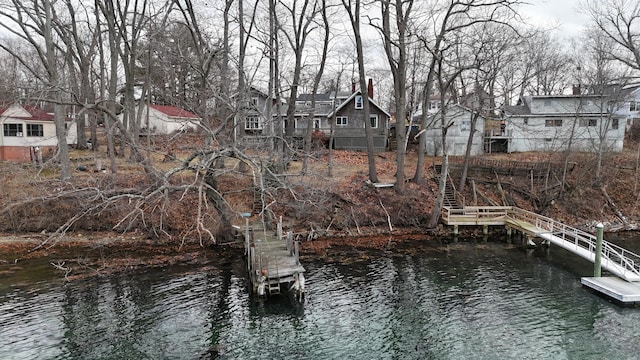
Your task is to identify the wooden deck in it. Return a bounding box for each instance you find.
[245,217,305,297]
[442,206,640,304]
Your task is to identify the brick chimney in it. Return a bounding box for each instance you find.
[367,78,374,99]
[572,84,581,95]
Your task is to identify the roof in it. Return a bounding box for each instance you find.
[0,103,55,121]
[149,104,199,119]
[22,105,54,121]
[331,90,391,118]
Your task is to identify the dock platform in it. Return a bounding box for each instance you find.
[581,277,640,305]
[245,216,305,298]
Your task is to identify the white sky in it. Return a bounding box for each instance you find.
[521,0,589,37]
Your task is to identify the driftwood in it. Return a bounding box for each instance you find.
[474,186,501,207]
[601,185,628,224]
[471,180,478,206]
[494,170,509,206]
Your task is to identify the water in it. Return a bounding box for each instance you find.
[2,237,640,360]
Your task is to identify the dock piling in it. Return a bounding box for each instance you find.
[594,223,603,277]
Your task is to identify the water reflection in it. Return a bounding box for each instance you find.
[1,239,640,359]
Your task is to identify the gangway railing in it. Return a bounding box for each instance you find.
[442,206,640,282]
[506,207,640,281]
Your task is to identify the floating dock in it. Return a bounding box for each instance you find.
[244,216,305,298]
[441,206,640,305]
[581,277,640,305]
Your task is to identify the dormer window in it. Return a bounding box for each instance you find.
[355,95,363,109]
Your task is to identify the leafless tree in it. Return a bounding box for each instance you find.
[0,0,73,180]
[586,0,640,74]
[377,0,414,192]
[341,0,378,183]
[408,0,521,227]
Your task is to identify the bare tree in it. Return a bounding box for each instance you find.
[341,0,378,183]
[408,0,521,227]
[378,0,413,192]
[278,0,322,172]
[301,0,331,174]
[0,0,73,180]
[586,0,640,74]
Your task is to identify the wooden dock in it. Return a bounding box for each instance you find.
[442,206,640,304]
[244,216,305,298]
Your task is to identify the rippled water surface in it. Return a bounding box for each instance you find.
[2,237,640,359]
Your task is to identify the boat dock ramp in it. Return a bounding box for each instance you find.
[442,206,640,305]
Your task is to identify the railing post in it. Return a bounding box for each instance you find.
[594,223,603,277]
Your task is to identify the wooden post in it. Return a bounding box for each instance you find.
[483,224,488,236]
[506,226,512,244]
[453,225,459,237]
[594,223,603,277]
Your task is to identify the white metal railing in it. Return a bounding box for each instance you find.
[442,206,640,280]
[507,207,640,280]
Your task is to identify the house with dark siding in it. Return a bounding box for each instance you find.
[242,80,390,152]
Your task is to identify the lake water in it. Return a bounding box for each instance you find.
[2,236,640,360]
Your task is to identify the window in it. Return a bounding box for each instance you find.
[461,120,471,131]
[579,118,597,127]
[523,118,528,125]
[336,116,348,126]
[630,102,639,112]
[429,101,440,110]
[3,123,23,136]
[369,115,378,129]
[355,95,363,109]
[251,97,259,106]
[244,115,262,130]
[545,119,562,127]
[612,118,619,129]
[313,118,321,129]
[27,124,44,137]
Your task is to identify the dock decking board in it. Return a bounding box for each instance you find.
[245,220,305,297]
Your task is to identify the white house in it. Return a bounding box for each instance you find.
[0,103,77,162]
[503,95,625,153]
[423,104,487,156]
[593,83,640,130]
[137,104,201,134]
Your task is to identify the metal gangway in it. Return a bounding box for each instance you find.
[442,206,640,282]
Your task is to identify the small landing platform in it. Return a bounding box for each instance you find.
[581,277,640,304]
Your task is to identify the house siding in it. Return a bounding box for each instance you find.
[0,145,55,162]
[423,105,486,156]
[0,104,73,163]
[506,96,625,153]
[284,92,389,152]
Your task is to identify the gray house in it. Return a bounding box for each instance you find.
[241,81,390,152]
[292,87,390,152]
[501,95,625,153]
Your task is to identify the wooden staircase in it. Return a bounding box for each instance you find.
[252,187,262,213]
[434,164,461,208]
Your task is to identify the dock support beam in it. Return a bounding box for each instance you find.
[483,224,488,236]
[506,226,512,244]
[594,223,603,277]
[453,225,459,237]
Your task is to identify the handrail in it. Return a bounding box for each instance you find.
[442,206,640,281]
[445,171,465,208]
[507,207,640,279]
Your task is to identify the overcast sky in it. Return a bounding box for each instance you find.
[521,0,589,37]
